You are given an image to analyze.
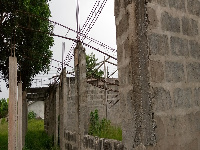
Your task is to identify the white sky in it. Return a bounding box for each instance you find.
[0,0,117,99]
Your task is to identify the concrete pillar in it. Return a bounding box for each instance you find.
[55,86,59,145]
[74,42,88,150]
[8,56,17,150]
[17,82,22,150]
[22,91,27,147]
[59,68,66,150]
[115,1,155,149]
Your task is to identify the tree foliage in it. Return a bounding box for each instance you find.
[86,53,104,79]
[0,98,8,118]
[0,0,54,89]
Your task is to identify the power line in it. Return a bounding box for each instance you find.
[15,10,116,54]
[65,0,109,65]
[17,25,117,61]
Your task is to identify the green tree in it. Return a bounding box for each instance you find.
[86,53,104,79]
[0,0,54,89]
[0,98,8,118]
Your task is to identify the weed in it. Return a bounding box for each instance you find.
[89,109,122,141]
[28,111,36,120]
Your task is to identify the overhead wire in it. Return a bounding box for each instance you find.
[17,25,117,60]
[14,10,117,65]
[65,0,109,65]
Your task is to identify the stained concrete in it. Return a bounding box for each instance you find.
[8,56,17,150]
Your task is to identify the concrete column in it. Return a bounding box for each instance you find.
[17,82,22,150]
[22,91,27,147]
[74,42,88,150]
[55,86,59,145]
[8,56,17,150]
[115,1,155,149]
[59,68,66,150]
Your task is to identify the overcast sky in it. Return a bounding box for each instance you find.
[0,0,117,99]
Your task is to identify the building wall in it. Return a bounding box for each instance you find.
[28,101,44,119]
[147,0,200,149]
[115,0,200,149]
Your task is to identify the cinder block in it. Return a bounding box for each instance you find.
[168,0,186,11]
[182,17,198,36]
[150,60,164,83]
[189,40,200,60]
[157,0,168,7]
[173,88,192,108]
[148,33,169,55]
[147,7,158,29]
[161,11,180,33]
[165,61,185,83]
[187,0,200,17]
[103,139,112,150]
[152,87,172,111]
[170,36,188,56]
[187,62,200,82]
[194,87,200,106]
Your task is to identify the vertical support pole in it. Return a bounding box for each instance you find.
[74,42,88,150]
[18,82,22,150]
[60,68,66,150]
[8,56,17,150]
[22,91,27,147]
[115,1,155,149]
[104,56,107,119]
[55,86,59,145]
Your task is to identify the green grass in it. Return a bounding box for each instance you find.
[24,119,59,150]
[0,118,59,150]
[92,124,122,141]
[0,120,8,150]
[89,110,122,141]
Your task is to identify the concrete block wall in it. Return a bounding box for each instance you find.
[83,135,124,150]
[147,0,200,149]
[87,78,121,126]
[65,77,78,132]
[44,85,56,137]
[64,130,78,150]
[44,43,120,149]
[115,0,200,149]
[44,77,121,149]
[64,77,79,150]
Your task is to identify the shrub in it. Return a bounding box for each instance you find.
[28,111,36,120]
[89,109,122,141]
[0,98,8,119]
